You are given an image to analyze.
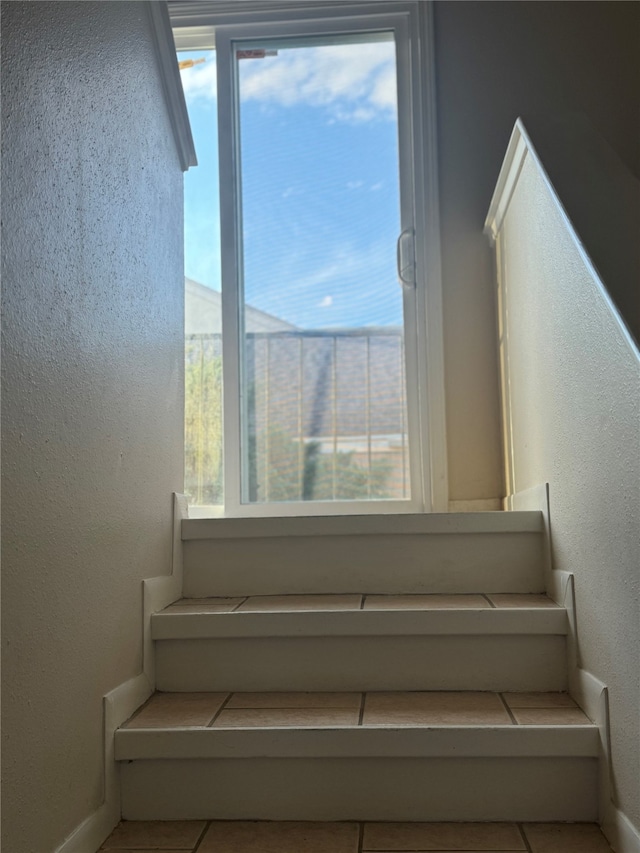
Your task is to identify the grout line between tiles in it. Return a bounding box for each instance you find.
[483,592,497,608]
[360,846,526,852]
[358,821,365,853]
[359,594,366,610]
[498,691,519,725]
[358,692,366,726]
[192,819,211,852]
[124,692,155,726]
[207,693,233,727]
[518,822,534,852]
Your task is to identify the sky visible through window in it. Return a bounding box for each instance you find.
[179,37,403,330]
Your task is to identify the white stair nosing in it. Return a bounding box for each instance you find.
[115,724,598,761]
[151,608,567,640]
[182,511,543,540]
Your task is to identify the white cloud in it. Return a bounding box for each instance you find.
[181,42,397,123]
[282,186,304,198]
[318,295,333,308]
[347,181,364,190]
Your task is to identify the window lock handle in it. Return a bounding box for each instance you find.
[397,228,416,289]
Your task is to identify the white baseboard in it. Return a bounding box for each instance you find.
[143,493,189,682]
[604,804,640,853]
[506,483,640,853]
[504,482,552,588]
[448,498,502,512]
[55,672,151,853]
[54,493,189,853]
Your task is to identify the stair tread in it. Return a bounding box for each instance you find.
[182,511,543,540]
[161,593,559,614]
[115,691,598,762]
[121,690,590,730]
[152,595,566,641]
[99,819,614,853]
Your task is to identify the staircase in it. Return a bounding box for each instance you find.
[115,512,599,821]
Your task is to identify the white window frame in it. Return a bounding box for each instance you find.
[171,1,448,515]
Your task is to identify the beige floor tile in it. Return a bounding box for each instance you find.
[362,821,525,850]
[123,693,228,728]
[523,822,613,852]
[512,707,591,725]
[164,597,245,613]
[226,692,362,709]
[100,820,205,849]
[363,692,512,726]
[487,594,558,608]
[363,594,489,610]
[503,692,577,709]
[213,707,360,727]
[199,820,359,852]
[236,594,362,611]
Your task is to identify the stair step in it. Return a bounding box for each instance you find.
[117,691,597,822]
[153,593,565,637]
[181,512,544,597]
[182,511,544,539]
[153,595,567,692]
[99,819,615,852]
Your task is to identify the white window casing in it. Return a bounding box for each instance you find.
[171,2,448,514]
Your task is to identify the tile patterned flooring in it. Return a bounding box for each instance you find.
[99,819,614,851]
[162,594,560,614]
[112,595,601,850]
[115,595,596,851]
[123,691,590,729]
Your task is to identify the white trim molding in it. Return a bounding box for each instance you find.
[147,1,197,171]
[417,0,448,512]
[169,0,448,515]
[506,484,640,853]
[54,494,189,853]
[142,493,189,683]
[485,118,639,360]
[605,809,640,853]
[55,673,152,853]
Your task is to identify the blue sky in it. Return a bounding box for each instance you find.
[180,40,403,329]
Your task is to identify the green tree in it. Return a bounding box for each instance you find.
[184,340,223,505]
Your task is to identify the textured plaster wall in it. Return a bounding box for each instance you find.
[1,3,184,851]
[433,0,640,501]
[500,154,640,828]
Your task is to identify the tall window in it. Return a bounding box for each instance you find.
[176,3,442,517]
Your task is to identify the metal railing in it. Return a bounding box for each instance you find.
[185,328,409,505]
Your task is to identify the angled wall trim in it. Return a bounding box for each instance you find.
[507,483,640,853]
[485,118,639,356]
[54,494,189,853]
[147,0,197,170]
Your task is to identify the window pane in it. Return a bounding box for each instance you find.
[180,50,224,511]
[235,33,410,504]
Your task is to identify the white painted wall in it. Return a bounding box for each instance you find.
[1,3,184,851]
[433,0,640,503]
[494,152,640,831]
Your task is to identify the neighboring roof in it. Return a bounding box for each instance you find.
[185,279,406,438]
[185,277,298,335]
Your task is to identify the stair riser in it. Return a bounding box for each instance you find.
[155,635,567,692]
[121,756,597,821]
[183,532,543,597]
